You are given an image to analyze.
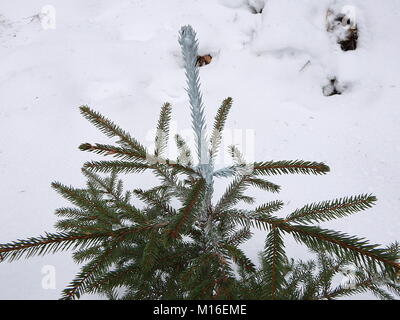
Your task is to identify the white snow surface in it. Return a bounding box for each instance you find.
[0,0,399,299]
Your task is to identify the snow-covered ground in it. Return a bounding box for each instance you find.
[0,0,399,299]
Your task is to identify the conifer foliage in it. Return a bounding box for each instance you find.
[1,26,399,300]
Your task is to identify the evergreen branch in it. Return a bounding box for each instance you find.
[55,219,105,234]
[226,227,252,247]
[229,145,247,166]
[80,144,198,176]
[79,169,146,224]
[252,160,330,176]
[213,166,237,178]
[320,279,374,300]
[113,200,147,225]
[0,232,111,262]
[210,97,232,160]
[81,168,117,193]
[285,194,377,224]
[368,285,396,300]
[275,252,398,300]
[79,143,147,161]
[133,188,177,217]
[79,106,146,154]
[175,134,193,166]
[72,246,105,264]
[225,209,280,232]
[246,177,281,193]
[52,182,119,224]
[239,195,255,205]
[318,265,398,300]
[141,233,159,273]
[224,244,256,272]
[386,281,400,296]
[85,263,140,295]
[215,176,249,213]
[224,209,282,232]
[153,167,189,201]
[167,179,206,238]
[161,161,200,176]
[280,224,400,275]
[54,207,88,219]
[154,102,172,158]
[263,228,287,299]
[255,201,285,215]
[231,210,400,276]
[0,223,169,262]
[61,244,116,300]
[83,160,151,174]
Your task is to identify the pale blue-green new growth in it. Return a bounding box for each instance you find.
[178,25,213,184]
[178,25,216,226]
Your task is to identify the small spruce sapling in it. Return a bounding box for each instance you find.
[0,25,399,300]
